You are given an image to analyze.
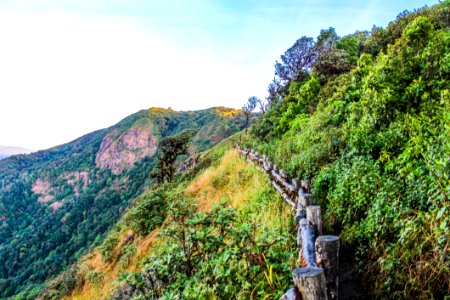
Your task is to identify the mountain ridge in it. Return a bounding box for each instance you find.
[0,105,250,298]
[0,145,33,159]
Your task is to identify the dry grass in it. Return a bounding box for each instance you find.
[65,148,284,299]
[64,229,160,300]
[214,107,243,118]
[185,149,267,211]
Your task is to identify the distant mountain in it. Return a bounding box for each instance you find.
[0,145,33,159]
[0,106,251,298]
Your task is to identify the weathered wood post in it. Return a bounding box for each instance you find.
[280,169,290,181]
[306,205,323,236]
[300,218,317,267]
[280,288,299,300]
[292,178,300,192]
[301,180,311,193]
[292,267,328,300]
[295,191,312,223]
[273,164,279,173]
[315,236,340,300]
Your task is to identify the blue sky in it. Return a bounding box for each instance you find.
[0,0,440,150]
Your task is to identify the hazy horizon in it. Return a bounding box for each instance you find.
[0,0,439,150]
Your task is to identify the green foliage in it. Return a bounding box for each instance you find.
[277,74,321,133]
[86,270,105,288]
[124,188,167,236]
[0,107,248,298]
[118,244,138,270]
[98,230,120,263]
[152,130,194,183]
[247,5,450,298]
[37,266,81,300]
[114,186,295,300]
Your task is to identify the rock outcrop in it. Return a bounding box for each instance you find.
[95,123,158,175]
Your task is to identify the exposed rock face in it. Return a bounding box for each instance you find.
[49,201,64,211]
[32,178,54,203]
[95,124,158,175]
[65,171,89,197]
[32,172,90,210]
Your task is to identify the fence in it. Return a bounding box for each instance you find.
[237,146,340,300]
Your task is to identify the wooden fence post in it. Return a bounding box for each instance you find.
[301,180,310,193]
[292,178,300,192]
[299,218,317,267]
[280,169,290,181]
[306,206,323,236]
[315,235,340,300]
[280,288,299,300]
[237,147,337,299]
[292,267,328,300]
[295,191,312,223]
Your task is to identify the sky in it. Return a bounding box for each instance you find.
[0,0,440,150]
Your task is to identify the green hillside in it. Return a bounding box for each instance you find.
[2,2,450,299]
[41,2,448,299]
[38,139,296,300]
[243,3,450,298]
[0,107,248,299]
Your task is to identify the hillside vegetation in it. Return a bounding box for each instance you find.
[4,2,450,299]
[243,2,450,298]
[0,107,248,299]
[39,141,295,299]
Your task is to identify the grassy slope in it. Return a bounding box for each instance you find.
[60,142,293,299]
[0,107,250,299]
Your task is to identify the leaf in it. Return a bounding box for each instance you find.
[437,206,446,219]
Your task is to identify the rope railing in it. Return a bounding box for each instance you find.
[237,146,340,300]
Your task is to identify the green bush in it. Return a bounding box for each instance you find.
[86,270,105,288]
[115,197,295,299]
[98,230,120,262]
[247,8,450,298]
[124,188,167,236]
[118,244,137,270]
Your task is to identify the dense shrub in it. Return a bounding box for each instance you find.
[247,5,450,298]
[124,188,167,236]
[116,192,296,299]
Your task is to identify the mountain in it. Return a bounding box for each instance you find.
[39,2,449,299]
[4,2,449,299]
[0,146,33,159]
[0,106,250,298]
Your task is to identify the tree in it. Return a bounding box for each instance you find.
[274,36,316,83]
[266,78,283,108]
[242,97,258,133]
[151,130,194,183]
[315,27,339,50]
[314,27,353,82]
